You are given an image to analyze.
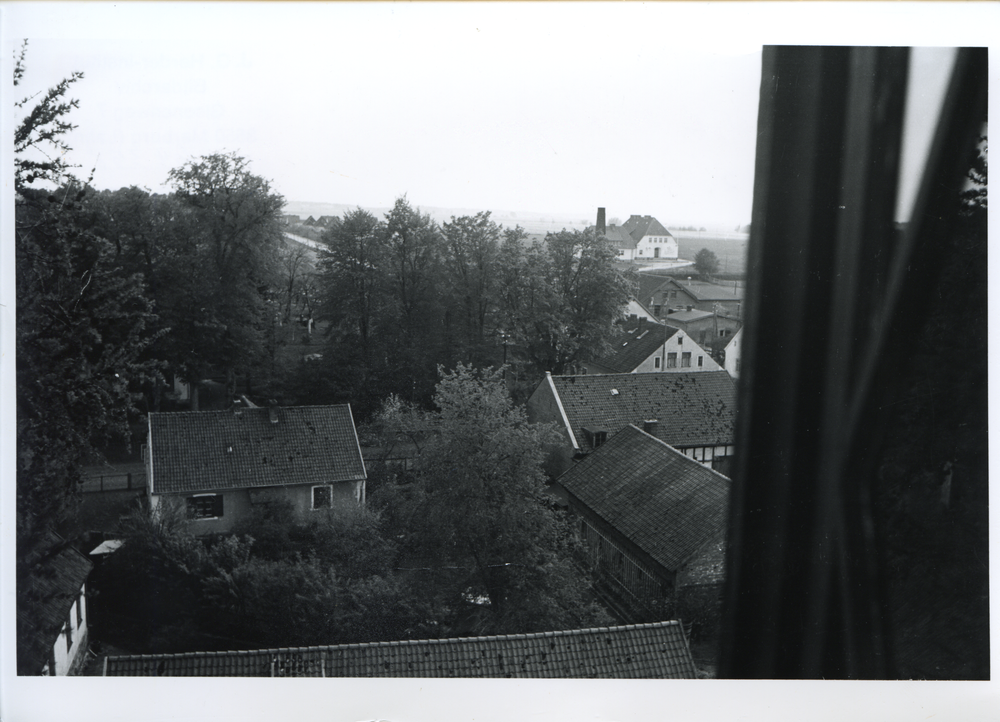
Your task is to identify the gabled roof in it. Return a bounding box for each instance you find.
[555,425,730,574]
[604,224,639,250]
[623,215,674,241]
[637,274,673,304]
[669,279,744,302]
[103,621,696,678]
[17,533,93,674]
[591,223,640,250]
[149,405,366,495]
[545,370,736,449]
[591,320,680,373]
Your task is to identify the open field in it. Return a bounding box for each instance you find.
[672,231,749,276]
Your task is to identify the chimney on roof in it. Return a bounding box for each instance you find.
[267,399,279,424]
[638,316,646,330]
[643,419,659,435]
[597,207,606,236]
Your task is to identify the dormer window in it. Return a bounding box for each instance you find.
[581,427,609,450]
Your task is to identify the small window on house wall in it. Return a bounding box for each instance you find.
[187,494,223,520]
[312,485,333,509]
[681,352,691,367]
[654,356,662,370]
[653,305,661,316]
[698,355,704,367]
[667,353,677,368]
[678,336,683,345]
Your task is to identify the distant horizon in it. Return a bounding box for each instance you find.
[282,199,751,236]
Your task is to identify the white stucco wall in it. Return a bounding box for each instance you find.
[724,328,743,378]
[48,584,88,675]
[633,234,678,260]
[632,330,722,373]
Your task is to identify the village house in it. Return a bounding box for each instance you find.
[657,308,742,347]
[103,620,697,678]
[18,533,93,675]
[526,370,736,478]
[652,277,744,318]
[553,424,729,622]
[145,405,367,535]
[593,208,688,266]
[582,316,721,375]
[620,214,679,261]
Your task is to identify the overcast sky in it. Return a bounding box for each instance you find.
[7,4,770,227]
[5,4,991,230]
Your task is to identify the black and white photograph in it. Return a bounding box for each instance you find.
[1,2,997,721]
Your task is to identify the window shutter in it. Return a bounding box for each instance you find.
[212,495,224,518]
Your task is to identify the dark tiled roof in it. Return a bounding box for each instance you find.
[556,425,730,573]
[638,274,673,304]
[671,279,744,302]
[549,371,736,449]
[604,224,639,250]
[104,621,696,678]
[677,533,727,589]
[592,321,680,373]
[18,533,93,674]
[623,215,674,242]
[149,405,366,494]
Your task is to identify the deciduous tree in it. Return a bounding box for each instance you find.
[694,247,720,277]
[380,366,612,634]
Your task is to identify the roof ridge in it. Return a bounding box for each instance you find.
[104,620,690,663]
[149,404,353,418]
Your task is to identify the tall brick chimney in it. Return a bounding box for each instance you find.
[597,207,606,235]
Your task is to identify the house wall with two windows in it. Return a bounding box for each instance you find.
[150,480,364,536]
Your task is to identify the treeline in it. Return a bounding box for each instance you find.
[293,199,635,417]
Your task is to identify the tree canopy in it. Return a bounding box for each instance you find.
[694,247,720,276]
[374,365,612,634]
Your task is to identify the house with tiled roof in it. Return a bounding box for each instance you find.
[553,425,729,621]
[146,405,366,535]
[102,620,696,678]
[526,370,736,478]
[582,316,721,375]
[621,215,678,261]
[654,278,744,318]
[17,533,93,675]
[591,209,678,264]
[659,308,742,347]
